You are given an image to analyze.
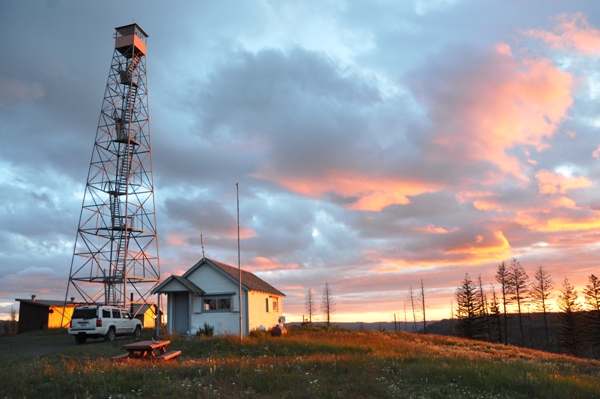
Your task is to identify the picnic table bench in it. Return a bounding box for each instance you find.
[111,340,181,362]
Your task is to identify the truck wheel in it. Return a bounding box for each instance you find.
[104,327,116,342]
[75,335,87,345]
[133,326,142,339]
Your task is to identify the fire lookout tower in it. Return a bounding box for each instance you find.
[65,24,160,310]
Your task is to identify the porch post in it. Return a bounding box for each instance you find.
[156,293,161,338]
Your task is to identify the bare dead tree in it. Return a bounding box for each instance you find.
[403,299,407,332]
[305,289,315,325]
[409,285,417,332]
[4,308,18,335]
[321,282,336,326]
[420,279,427,334]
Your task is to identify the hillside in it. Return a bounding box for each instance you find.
[426,312,598,357]
[1,326,600,398]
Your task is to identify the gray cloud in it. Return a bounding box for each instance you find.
[2,1,600,322]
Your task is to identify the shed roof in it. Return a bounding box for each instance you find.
[16,299,83,307]
[201,258,286,297]
[167,257,286,297]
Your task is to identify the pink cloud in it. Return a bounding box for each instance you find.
[0,77,45,104]
[536,169,592,195]
[255,41,573,211]
[253,170,441,211]
[245,256,299,271]
[411,224,459,234]
[425,44,573,179]
[524,12,600,55]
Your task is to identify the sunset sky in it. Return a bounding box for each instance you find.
[1,1,600,323]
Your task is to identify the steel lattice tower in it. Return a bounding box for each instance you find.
[65,24,160,310]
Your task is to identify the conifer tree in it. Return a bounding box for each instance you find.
[531,265,554,350]
[488,284,503,343]
[477,275,491,341]
[556,278,583,356]
[508,258,528,347]
[583,274,600,357]
[455,273,486,339]
[495,261,512,344]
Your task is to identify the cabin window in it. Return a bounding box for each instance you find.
[203,296,231,311]
[272,298,279,312]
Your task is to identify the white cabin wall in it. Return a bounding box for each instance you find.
[247,291,283,332]
[187,265,248,335]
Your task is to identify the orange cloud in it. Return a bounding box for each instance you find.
[525,12,600,55]
[516,199,600,232]
[364,230,512,268]
[446,230,511,258]
[253,170,441,211]
[536,169,592,194]
[521,213,600,233]
[368,264,402,274]
[472,200,503,212]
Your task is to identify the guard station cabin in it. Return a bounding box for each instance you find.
[151,258,285,335]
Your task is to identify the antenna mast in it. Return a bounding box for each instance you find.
[201,234,205,258]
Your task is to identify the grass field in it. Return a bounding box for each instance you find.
[1,326,600,398]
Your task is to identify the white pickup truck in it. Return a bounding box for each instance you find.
[68,305,142,344]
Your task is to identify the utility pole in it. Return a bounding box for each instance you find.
[237,183,242,343]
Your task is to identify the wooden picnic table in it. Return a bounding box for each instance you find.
[111,340,181,361]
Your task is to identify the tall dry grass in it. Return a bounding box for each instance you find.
[1,326,599,398]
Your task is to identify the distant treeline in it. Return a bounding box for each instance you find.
[449,258,600,359]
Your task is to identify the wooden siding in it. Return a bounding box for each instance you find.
[187,264,248,335]
[247,291,283,332]
[159,279,189,292]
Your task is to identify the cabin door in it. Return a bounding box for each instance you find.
[172,292,190,334]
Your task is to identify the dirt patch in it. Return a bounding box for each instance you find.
[0,330,137,365]
[0,331,72,363]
